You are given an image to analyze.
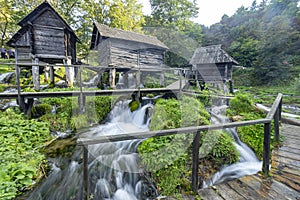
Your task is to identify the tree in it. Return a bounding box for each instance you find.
[146,0,202,67]
[0,0,14,45]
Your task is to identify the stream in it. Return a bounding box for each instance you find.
[26,100,157,200]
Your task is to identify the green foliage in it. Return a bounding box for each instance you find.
[139,96,238,195]
[227,93,271,159]
[128,100,140,112]
[0,109,51,200]
[227,93,255,115]
[200,131,239,168]
[38,96,112,132]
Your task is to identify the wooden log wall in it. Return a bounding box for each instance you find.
[33,26,65,56]
[97,38,164,68]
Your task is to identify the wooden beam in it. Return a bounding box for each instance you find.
[77,119,270,146]
[83,146,89,200]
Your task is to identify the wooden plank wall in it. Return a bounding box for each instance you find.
[98,38,164,68]
[33,26,65,56]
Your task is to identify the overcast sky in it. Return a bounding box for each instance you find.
[138,0,263,26]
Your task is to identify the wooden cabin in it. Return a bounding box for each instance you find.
[90,23,168,88]
[7,1,80,89]
[189,45,238,92]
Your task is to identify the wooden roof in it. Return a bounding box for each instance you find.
[7,1,79,47]
[91,23,168,49]
[190,45,238,65]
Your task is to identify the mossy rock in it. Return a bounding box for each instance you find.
[129,100,140,112]
[31,103,53,118]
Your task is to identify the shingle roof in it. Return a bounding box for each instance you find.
[190,44,238,65]
[93,23,168,49]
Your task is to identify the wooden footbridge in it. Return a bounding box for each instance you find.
[198,123,300,200]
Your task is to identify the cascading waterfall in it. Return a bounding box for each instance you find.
[27,100,157,200]
[0,72,14,83]
[202,102,262,188]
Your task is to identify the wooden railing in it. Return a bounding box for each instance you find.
[77,93,283,199]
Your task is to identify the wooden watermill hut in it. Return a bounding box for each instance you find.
[90,23,168,88]
[7,1,80,90]
[189,44,238,93]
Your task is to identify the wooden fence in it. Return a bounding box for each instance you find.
[77,93,283,200]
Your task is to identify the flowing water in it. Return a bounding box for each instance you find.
[27,100,157,200]
[0,72,14,83]
[202,103,262,188]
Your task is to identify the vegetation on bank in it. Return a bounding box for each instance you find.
[0,94,112,199]
[226,94,274,159]
[0,109,51,200]
[138,96,239,195]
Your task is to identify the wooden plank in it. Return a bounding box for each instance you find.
[225,180,261,200]
[279,146,300,155]
[276,150,300,161]
[267,178,300,200]
[215,183,247,199]
[274,155,300,168]
[198,188,224,200]
[237,176,269,199]
[266,93,283,120]
[272,172,300,191]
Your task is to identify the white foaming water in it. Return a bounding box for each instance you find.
[202,104,262,188]
[28,100,157,200]
[0,72,14,83]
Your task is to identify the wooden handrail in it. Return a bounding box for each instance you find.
[78,93,283,198]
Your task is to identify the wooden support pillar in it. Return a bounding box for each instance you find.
[44,66,49,83]
[32,58,40,91]
[50,66,55,85]
[124,73,128,89]
[25,98,34,116]
[160,71,165,87]
[109,68,116,89]
[229,80,234,94]
[15,65,25,111]
[65,57,74,87]
[191,131,201,194]
[262,122,271,177]
[79,66,85,113]
[136,69,141,88]
[83,146,89,200]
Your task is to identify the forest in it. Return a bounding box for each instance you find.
[0,0,299,87]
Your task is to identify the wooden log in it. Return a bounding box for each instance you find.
[50,66,55,84]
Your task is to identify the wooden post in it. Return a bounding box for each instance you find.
[136,68,141,88]
[65,57,74,87]
[15,65,25,111]
[44,66,49,83]
[274,108,280,143]
[191,131,201,194]
[79,66,85,113]
[50,66,55,85]
[179,70,182,98]
[83,146,89,200]
[124,73,128,88]
[160,71,165,87]
[32,58,40,91]
[262,122,271,177]
[229,80,234,94]
[109,68,116,89]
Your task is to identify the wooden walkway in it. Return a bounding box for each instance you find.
[197,123,300,200]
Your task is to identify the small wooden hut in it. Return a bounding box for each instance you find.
[90,23,168,88]
[7,1,80,90]
[189,44,238,92]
